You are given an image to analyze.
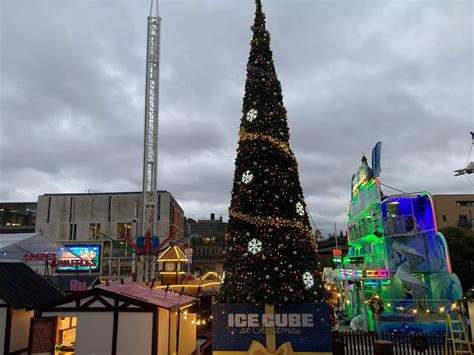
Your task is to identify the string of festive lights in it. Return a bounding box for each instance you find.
[229,209,309,231]
[238,129,297,162]
[196,271,221,281]
[154,282,221,290]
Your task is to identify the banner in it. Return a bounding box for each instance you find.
[212,303,332,354]
[371,141,382,178]
[56,245,101,272]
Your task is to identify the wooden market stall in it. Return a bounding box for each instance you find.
[0,260,64,355]
[33,282,198,355]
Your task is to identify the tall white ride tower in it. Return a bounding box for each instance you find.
[138,0,161,282]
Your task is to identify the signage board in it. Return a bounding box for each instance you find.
[212,303,332,354]
[28,317,57,355]
[56,245,101,272]
[24,253,57,262]
[332,249,342,263]
[332,249,342,257]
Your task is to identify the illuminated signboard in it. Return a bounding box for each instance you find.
[56,245,101,272]
[336,268,389,280]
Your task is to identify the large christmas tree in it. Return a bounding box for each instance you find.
[219,0,325,305]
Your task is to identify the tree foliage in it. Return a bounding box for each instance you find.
[218,0,325,305]
[440,227,474,292]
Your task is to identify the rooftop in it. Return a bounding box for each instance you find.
[0,261,63,308]
[41,190,168,196]
[158,245,188,262]
[97,283,196,310]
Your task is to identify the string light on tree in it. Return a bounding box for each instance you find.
[248,238,263,255]
[246,109,258,122]
[241,170,254,184]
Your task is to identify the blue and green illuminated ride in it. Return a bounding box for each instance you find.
[336,144,462,333]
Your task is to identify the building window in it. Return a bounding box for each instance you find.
[103,241,111,257]
[456,201,474,206]
[170,201,174,224]
[89,223,101,240]
[47,197,51,223]
[69,197,74,223]
[157,194,161,221]
[108,196,112,222]
[458,215,471,228]
[69,223,77,241]
[117,222,132,239]
[442,215,446,222]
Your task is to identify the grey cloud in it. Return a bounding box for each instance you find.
[1,0,472,236]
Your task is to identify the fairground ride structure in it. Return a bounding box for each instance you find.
[454,132,474,178]
[334,142,463,333]
[136,0,162,282]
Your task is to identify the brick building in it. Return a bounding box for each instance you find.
[432,194,474,231]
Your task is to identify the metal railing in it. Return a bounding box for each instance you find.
[384,215,417,236]
[334,331,451,355]
[457,220,472,228]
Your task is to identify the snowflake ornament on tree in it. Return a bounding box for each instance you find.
[247,238,262,255]
[246,109,258,122]
[302,272,314,288]
[241,170,254,184]
[296,202,305,216]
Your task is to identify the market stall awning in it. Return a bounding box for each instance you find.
[34,282,197,312]
[0,233,77,261]
[97,283,196,310]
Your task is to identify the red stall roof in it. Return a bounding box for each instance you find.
[97,283,196,310]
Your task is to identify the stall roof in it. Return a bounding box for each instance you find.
[97,283,196,310]
[0,261,64,309]
[34,282,197,312]
[0,232,77,261]
[158,245,188,262]
[46,275,101,292]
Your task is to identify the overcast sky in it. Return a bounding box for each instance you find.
[1,0,473,236]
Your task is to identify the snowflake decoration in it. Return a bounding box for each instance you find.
[247,238,262,255]
[302,272,314,288]
[296,202,305,216]
[241,170,254,184]
[246,109,258,122]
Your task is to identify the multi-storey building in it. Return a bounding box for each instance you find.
[35,191,185,277]
[432,194,474,231]
[188,213,227,274]
[35,191,185,242]
[0,202,37,234]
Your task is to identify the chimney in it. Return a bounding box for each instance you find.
[210,213,215,221]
